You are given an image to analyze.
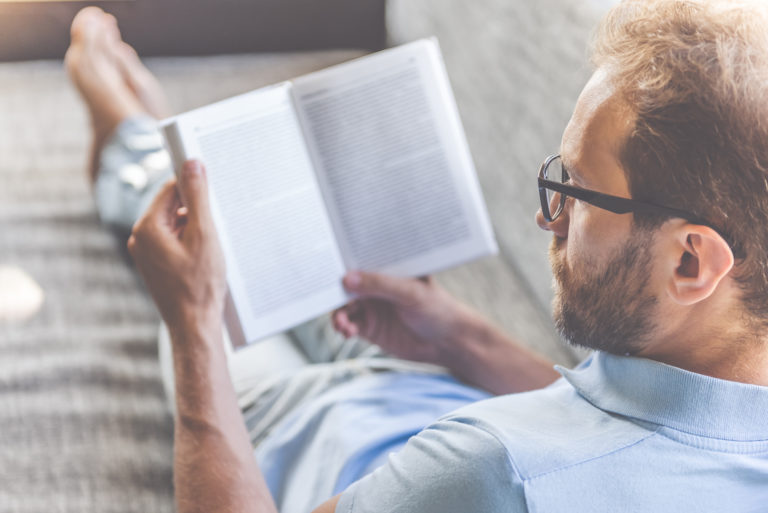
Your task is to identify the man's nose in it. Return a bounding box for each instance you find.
[535,208,569,239]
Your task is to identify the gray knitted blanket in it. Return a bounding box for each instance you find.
[0,59,172,511]
[0,51,367,513]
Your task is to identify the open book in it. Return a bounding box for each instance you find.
[162,39,498,349]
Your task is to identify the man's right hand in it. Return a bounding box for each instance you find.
[333,271,482,367]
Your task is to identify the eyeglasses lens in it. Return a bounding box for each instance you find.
[545,156,565,219]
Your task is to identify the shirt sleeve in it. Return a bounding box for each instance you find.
[335,418,527,513]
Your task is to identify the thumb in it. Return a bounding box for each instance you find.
[343,271,424,305]
[177,159,213,228]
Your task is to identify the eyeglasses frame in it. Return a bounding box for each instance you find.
[537,154,742,257]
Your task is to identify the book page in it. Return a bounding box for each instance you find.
[164,84,348,346]
[293,39,497,277]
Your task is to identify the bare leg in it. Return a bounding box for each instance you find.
[65,7,169,183]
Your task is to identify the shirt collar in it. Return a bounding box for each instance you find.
[556,351,768,440]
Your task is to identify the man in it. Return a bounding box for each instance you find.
[67,0,768,512]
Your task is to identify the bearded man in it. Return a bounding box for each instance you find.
[68,0,768,511]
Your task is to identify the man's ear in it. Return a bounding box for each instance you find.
[666,225,735,306]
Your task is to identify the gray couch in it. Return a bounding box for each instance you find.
[0,0,607,510]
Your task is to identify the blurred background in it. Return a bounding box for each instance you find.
[0,0,613,511]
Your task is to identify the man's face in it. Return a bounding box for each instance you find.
[538,68,661,354]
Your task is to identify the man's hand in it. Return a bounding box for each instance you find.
[333,272,482,367]
[127,159,227,329]
[334,271,560,395]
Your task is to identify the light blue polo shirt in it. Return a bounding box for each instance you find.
[337,352,768,512]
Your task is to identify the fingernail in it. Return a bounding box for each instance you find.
[345,271,362,289]
[184,160,201,175]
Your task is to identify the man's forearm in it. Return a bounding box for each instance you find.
[440,312,560,395]
[169,310,277,513]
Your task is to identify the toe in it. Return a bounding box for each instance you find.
[70,6,106,42]
[103,13,123,44]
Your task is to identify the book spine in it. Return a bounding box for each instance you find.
[161,121,186,177]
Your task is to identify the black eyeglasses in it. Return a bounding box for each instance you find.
[537,154,742,257]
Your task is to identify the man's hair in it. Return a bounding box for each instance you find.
[591,0,768,325]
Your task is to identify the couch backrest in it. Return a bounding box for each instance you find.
[388,0,610,364]
[0,0,386,62]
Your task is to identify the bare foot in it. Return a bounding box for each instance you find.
[114,42,170,119]
[65,7,168,183]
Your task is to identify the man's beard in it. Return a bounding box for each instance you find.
[550,230,659,355]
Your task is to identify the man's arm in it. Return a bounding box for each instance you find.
[436,307,561,395]
[128,160,280,513]
[168,311,277,513]
[171,308,345,513]
[334,272,560,395]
